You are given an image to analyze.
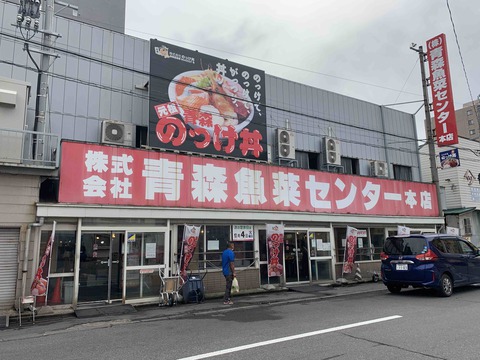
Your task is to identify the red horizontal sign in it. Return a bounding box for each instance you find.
[58,141,439,217]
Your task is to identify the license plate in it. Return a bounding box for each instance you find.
[396,264,408,271]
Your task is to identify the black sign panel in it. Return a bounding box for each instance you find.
[149,40,267,161]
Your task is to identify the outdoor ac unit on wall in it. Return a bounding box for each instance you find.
[323,137,341,165]
[370,160,388,177]
[276,128,295,160]
[101,120,135,146]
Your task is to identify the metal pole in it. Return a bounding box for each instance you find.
[412,45,442,215]
[34,0,54,161]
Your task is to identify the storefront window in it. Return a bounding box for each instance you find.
[334,227,347,262]
[127,232,165,266]
[370,228,386,260]
[124,232,166,301]
[39,231,76,305]
[125,269,161,299]
[334,227,380,262]
[356,231,371,261]
[40,231,76,273]
[177,225,255,271]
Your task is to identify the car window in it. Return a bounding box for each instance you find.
[458,240,476,255]
[432,239,446,253]
[441,239,462,254]
[383,237,427,255]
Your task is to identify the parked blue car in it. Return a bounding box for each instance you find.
[381,234,480,297]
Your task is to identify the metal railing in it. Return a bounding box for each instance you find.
[0,128,60,168]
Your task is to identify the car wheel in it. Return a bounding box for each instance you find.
[387,284,402,294]
[438,274,453,297]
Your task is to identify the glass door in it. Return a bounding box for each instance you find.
[78,232,123,303]
[284,231,309,283]
[308,229,334,282]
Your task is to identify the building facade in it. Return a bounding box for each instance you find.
[0,0,443,311]
[420,137,480,245]
[455,100,480,142]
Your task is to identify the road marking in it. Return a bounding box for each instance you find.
[177,315,402,360]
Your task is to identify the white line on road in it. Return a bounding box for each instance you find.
[177,315,402,360]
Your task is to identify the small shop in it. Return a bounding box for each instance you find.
[28,140,443,307]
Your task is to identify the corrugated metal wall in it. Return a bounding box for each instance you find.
[0,228,19,309]
[266,76,420,179]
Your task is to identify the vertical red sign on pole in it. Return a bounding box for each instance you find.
[426,33,458,147]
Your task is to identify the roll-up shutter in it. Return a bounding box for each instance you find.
[0,229,19,309]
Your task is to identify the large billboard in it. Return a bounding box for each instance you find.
[149,40,267,161]
[426,33,458,147]
[58,141,439,217]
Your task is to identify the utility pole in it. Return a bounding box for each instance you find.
[410,45,443,216]
[33,0,54,161]
[15,1,78,161]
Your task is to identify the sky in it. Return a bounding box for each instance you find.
[124,0,480,141]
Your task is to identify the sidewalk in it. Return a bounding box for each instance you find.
[0,281,386,338]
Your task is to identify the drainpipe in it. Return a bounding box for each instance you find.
[22,217,44,299]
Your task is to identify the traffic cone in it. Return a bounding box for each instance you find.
[50,278,62,305]
[354,265,362,281]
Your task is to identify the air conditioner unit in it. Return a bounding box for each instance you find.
[276,128,295,160]
[370,160,388,177]
[323,137,341,165]
[101,120,135,146]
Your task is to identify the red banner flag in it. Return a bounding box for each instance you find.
[266,224,284,277]
[342,226,358,274]
[179,225,201,281]
[31,221,56,300]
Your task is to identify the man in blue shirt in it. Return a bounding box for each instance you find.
[222,242,235,305]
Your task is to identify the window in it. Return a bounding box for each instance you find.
[464,218,472,234]
[468,119,474,126]
[383,237,428,255]
[334,227,372,262]
[370,228,385,260]
[469,129,476,135]
[178,225,255,271]
[467,109,473,116]
[458,240,476,255]
[341,157,359,175]
[393,165,412,181]
[40,231,76,273]
[39,231,76,304]
[295,151,319,170]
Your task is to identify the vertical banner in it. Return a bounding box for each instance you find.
[31,221,56,301]
[426,33,458,146]
[342,226,358,274]
[397,225,411,236]
[266,224,284,277]
[180,225,201,280]
[446,226,459,236]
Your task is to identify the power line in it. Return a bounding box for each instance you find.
[0,31,421,143]
[445,0,479,123]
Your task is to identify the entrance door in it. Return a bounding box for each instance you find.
[284,231,310,283]
[308,229,334,282]
[79,232,123,303]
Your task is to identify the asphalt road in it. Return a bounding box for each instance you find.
[3,285,480,359]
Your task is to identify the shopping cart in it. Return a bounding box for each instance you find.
[159,268,182,307]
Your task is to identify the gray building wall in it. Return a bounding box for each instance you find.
[0,174,39,225]
[4,0,125,33]
[1,0,421,180]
